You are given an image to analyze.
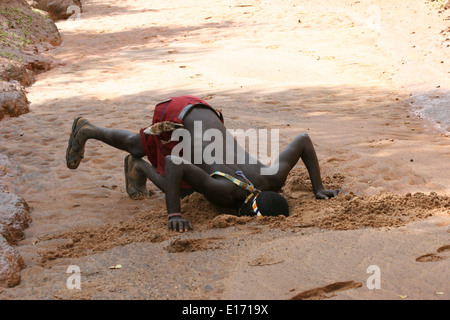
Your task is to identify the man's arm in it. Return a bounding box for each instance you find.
[269,133,339,199]
[164,155,235,232]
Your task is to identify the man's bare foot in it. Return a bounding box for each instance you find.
[124,154,150,200]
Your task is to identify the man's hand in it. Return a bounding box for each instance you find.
[315,188,341,200]
[168,215,194,232]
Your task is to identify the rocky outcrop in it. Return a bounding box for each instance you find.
[1,0,58,287]
[0,80,30,120]
[27,0,82,21]
[0,236,25,288]
[0,192,31,244]
[0,156,31,288]
[0,58,34,87]
[0,0,61,119]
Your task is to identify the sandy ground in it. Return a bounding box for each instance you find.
[0,0,449,300]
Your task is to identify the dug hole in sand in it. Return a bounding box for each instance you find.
[0,0,449,299]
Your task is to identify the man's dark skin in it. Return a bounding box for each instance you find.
[67,106,340,232]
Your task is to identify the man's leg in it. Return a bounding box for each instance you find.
[125,155,163,199]
[66,117,193,199]
[66,117,145,169]
[125,155,194,199]
[271,133,340,199]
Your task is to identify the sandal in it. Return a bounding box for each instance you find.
[124,154,150,200]
[66,117,89,169]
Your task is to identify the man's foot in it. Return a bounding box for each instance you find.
[124,154,150,200]
[66,117,90,169]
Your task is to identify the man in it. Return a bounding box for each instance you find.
[66,95,340,232]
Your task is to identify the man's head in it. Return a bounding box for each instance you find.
[241,191,289,217]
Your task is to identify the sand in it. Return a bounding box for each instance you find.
[0,0,449,299]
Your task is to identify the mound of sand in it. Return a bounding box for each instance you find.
[37,168,449,267]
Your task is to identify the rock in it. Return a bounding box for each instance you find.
[0,58,34,87]
[0,0,62,89]
[0,80,30,120]
[0,0,56,289]
[0,189,31,243]
[0,1,62,47]
[22,54,58,75]
[28,0,82,21]
[1,0,62,112]
[0,223,14,244]
[0,154,29,288]
[0,235,25,288]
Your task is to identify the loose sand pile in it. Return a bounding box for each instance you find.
[37,167,449,267]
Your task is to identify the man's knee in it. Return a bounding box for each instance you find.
[127,134,146,158]
[298,132,311,142]
[165,155,188,166]
[165,155,174,164]
[165,155,181,168]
